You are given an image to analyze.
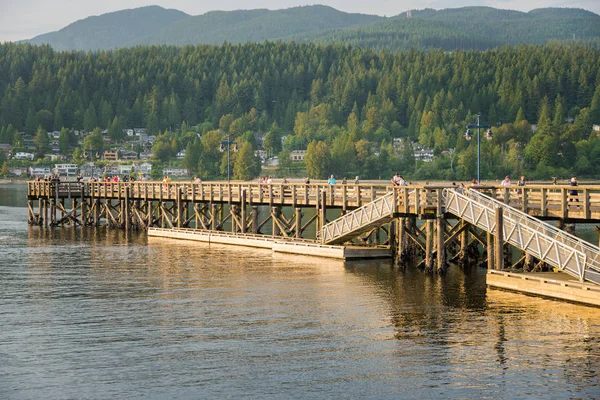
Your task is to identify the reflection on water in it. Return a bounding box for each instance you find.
[1,185,600,399]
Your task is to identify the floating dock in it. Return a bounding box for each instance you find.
[147,227,391,260]
[487,270,600,307]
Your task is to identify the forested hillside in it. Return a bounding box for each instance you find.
[25,6,600,52]
[135,5,382,46]
[27,6,190,51]
[1,42,599,181]
[311,7,600,51]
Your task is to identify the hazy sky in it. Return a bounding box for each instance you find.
[1,0,599,42]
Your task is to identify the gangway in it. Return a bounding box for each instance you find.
[320,191,396,245]
[443,189,600,285]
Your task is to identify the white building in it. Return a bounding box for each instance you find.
[14,152,34,160]
[289,150,306,161]
[163,167,188,177]
[414,148,434,163]
[119,165,134,175]
[29,167,51,177]
[103,164,120,176]
[80,163,103,178]
[255,150,267,162]
[137,162,152,175]
[176,150,186,159]
[54,164,79,177]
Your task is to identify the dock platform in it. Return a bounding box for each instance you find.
[487,270,600,307]
[147,227,391,260]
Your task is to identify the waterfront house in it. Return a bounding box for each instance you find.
[29,167,51,177]
[53,164,78,178]
[290,150,306,161]
[103,150,119,161]
[162,167,188,177]
[14,152,34,161]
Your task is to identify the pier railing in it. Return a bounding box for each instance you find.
[451,189,600,284]
[26,181,600,221]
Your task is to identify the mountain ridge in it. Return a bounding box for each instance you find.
[25,5,600,51]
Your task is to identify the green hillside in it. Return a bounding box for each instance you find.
[27,6,189,51]
[25,5,600,51]
[134,5,382,46]
[309,7,600,51]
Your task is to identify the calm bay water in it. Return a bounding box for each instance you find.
[1,184,599,399]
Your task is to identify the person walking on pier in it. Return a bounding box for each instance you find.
[569,176,579,202]
[501,176,511,187]
[517,176,525,193]
[354,176,359,184]
[328,175,336,184]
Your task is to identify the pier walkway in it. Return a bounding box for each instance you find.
[26,180,600,304]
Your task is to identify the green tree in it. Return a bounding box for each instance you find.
[83,128,104,153]
[305,140,329,179]
[108,116,122,140]
[58,127,71,155]
[83,101,98,132]
[0,161,9,177]
[34,125,50,156]
[262,122,282,157]
[183,138,202,176]
[233,141,261,180]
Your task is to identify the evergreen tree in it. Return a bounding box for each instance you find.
[34,125,50,156]
[108,116,122,140]
[0,161,9,177]
[233,141,261,180]
[83,101,98,131]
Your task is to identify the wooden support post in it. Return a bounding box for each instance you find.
[231,205,238,233]
[176,188,182,228]
[560,188,568,220]
[211,203,218,231]
[397,218,406,263]
[487,231,494,270]
[425,219,434,273]
[124,186,130,230]
[319,190,327,233]
[27,200,34,224]
[272,206,281,236]
[389,221,397,258]
[94,199,100,226]
[219,204,224,230]
[494,207,504,270]
[240,189,246,234]
[459,221,469,263]
[252,206,259,234]
[436,216,446,273]
[53,183,59,225]
[73,198,78,225]
[80,187,87,226]
[295,207,302,238]
[147,200,153,228]
[37,198,43,225]
[60,199,65,226]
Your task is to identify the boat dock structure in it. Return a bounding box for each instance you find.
[26,180,600,306]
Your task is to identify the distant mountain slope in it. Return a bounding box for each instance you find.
[27,6,189,51]
[309,7,600,51]
[25,5,600,52]
[135,5,382,46]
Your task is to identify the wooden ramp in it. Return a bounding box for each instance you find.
[320,192,396,245]
[444,189,600,285]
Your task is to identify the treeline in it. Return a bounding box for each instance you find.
[0,42,600,180]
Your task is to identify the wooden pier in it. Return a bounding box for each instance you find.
[26,180,600,305]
